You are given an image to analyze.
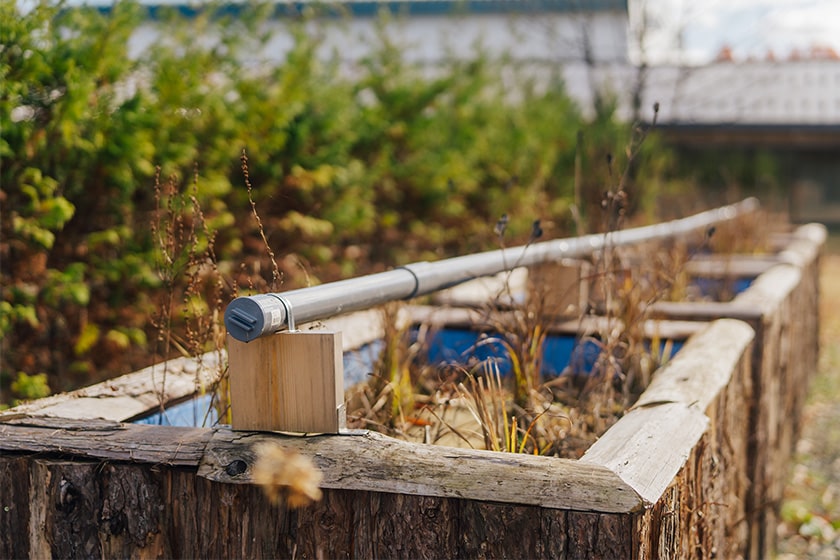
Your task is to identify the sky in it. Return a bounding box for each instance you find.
[635,0,840,64]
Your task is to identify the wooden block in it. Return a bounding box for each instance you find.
[227,331,345,434]
[528,259,590,317]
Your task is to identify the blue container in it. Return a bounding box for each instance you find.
[135,393,219,427]
[134,328,683,427]
[423,328,682,377]
[690,276,755,299]
[135,341,385,427]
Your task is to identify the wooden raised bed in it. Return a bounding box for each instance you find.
[2,318,753,558]
[649,223,825,559]
[0,225,823,559]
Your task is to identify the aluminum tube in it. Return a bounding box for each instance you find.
[225,197,758,341]
[405,197,758,294]
[225,269,419,341]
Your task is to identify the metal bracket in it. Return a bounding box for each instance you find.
[269,294,297,332]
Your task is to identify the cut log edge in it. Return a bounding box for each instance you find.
[0,418,644,513]
[635,318,755,410]
[580,402,708,506]
[198,428,647,513]
[582,318,754,506]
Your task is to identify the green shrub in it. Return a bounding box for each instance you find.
[0,0,677,400]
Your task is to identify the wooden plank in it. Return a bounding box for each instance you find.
[408,304,703,341]
[0,350,225,422]
[733,264,801,313]
[634,318,755,410]
[10,452,643,559]
[528,259,591,318]
[0,308,384,425]
[581,403,709,506]
[198,428,644,513]
[583,319,754,507]
[649,300,764,323]
[1,418,641,513]
[228,331,344,433]
[0,418,641,513]
[0,420,211,466]
[777,224,826,267]
[683,255,779,277]
[0,414,124,430]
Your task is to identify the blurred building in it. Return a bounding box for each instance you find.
[633,54,840,224]
[110,0,840,223]
[125,0,630,66]
[564,51,840,223]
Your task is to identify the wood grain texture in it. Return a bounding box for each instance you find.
[353,493,457,559]
[0,455,31,560]
[0,453,671,559]
[0,420,211,466]
[199,428,644,513]
[581,403,709,506]
[583,319,753,507]
[0,350,225,422]
[0,309,384,426]
[228,331,344,433]
[0,420,642,513]
[634,318,755,411]
[528,259,591,318]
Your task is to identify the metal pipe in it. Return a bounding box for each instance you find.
[225,197,759,342]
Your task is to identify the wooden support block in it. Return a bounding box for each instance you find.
[227,331,345,434]
[528,259,590,317]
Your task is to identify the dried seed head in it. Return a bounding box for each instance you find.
[494,213,509,237]
[530,219,543,241]
[252,442,323,508]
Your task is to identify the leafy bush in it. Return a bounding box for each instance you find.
[1,0,670,401]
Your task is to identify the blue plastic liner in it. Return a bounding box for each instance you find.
[134,328,683,426]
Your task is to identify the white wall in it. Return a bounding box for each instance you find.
[129,9,629,66]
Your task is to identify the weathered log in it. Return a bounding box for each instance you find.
[0,418,210,466]
[0,318,759,558]
[0,223,823,559]
[199,428,642,512]
[645,223,826,558]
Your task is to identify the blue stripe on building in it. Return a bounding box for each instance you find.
[91,0,627,19]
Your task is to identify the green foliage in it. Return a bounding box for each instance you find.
[1,0,678,399]
[10,372,51,402]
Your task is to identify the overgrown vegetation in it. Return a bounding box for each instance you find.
[1,0,682,405]
[8,0,781,420]
[342,104,780,458]
[344,200,779,459]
